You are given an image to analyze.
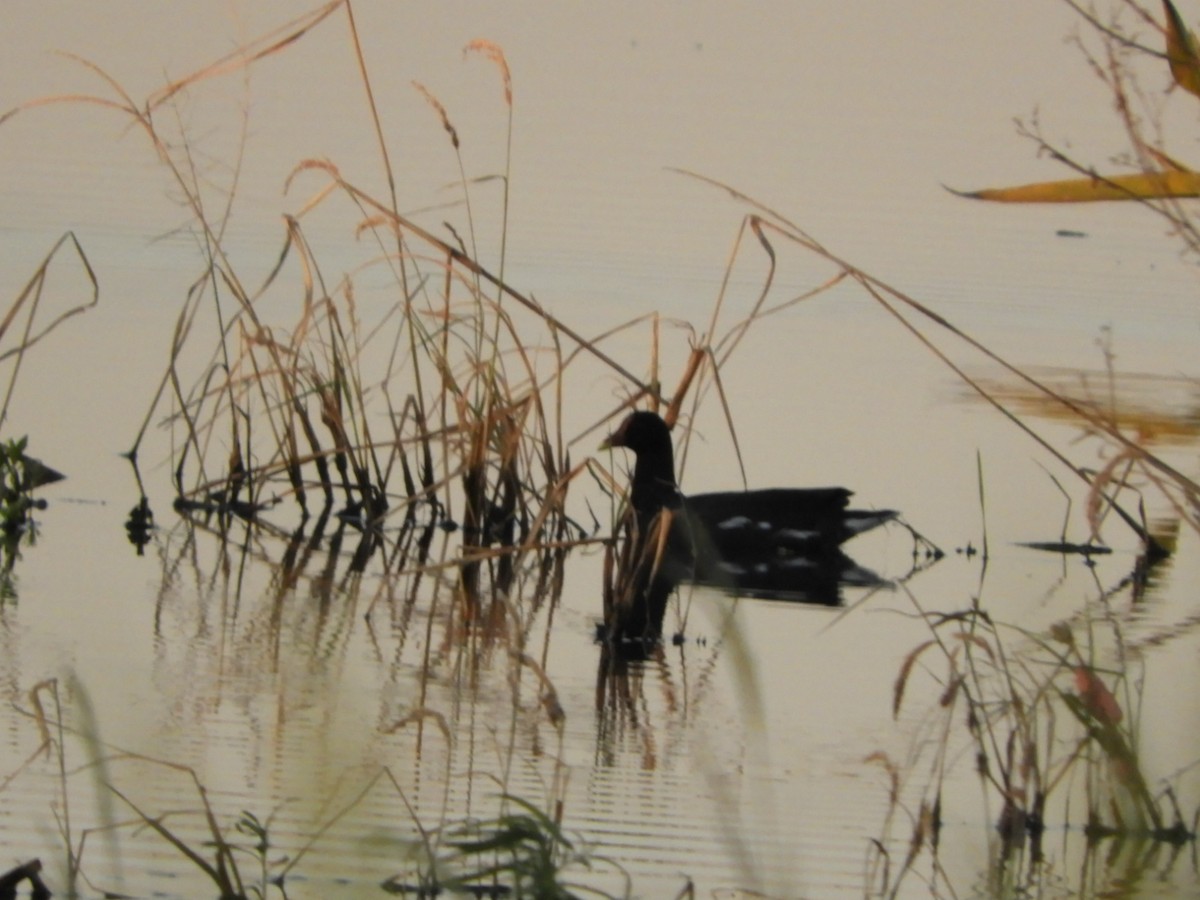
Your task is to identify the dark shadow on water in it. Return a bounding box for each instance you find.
[599,511,939,654]
[597,551,876,658]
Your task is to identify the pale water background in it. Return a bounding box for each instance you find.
[0,2,1198,897]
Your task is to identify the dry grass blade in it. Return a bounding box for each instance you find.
[464,39,513,107]
[326,177,658,396]
[147,1,344,110]
[0,51,138,129]
[948,630,995,664]
[893,639,937,719]
[1085,444,1142,542]
[670,344,751,491]
[0,233,99,428]
[0,233,98,358]
[865,751,901,808]
[708,215,777,368]
[413,81,460,150]
[108,777,240,896]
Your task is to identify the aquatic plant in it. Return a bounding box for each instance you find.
[3,2,1197,898]
[4,683,309,900]
[0,434,66,523]
[0,437,61,601]
[109,782,272,900]
[954,2,1200,213]
[948,0,1200,542]
[849,4,1200,894]
[865,574,1197,899]
[383,793,627,899]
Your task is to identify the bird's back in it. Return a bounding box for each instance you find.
[682,486,885,554]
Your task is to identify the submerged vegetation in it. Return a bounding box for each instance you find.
[0,0,1198,897]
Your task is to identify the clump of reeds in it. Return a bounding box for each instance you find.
[864,582,1196,898]
[14,666,605,900]
[382,792,627,899]
[9,676,321,898]
[5,678,118,897]
[1,0,826,648]
[0,6,663,625]
[851,10,1200,886]
[0,14,644,894]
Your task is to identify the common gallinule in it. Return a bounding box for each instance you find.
[605,410,896,552]
[601,410,897,642]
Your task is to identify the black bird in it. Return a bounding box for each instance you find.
[606,410,895,552]
[601,410,896,642]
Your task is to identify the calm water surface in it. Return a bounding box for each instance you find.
[1,3,1198,898]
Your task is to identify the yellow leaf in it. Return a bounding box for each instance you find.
[948,168,1200,203]
[1164,0,1200,98]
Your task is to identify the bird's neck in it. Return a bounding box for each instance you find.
[630,448,678,517]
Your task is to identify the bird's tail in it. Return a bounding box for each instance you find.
[844,508,898,537]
